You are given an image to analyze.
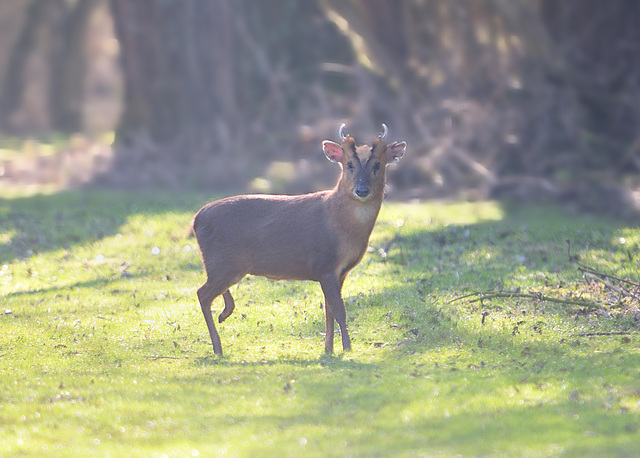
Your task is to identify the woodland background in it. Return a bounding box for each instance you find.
[1,0,639,214]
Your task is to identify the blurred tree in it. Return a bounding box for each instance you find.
[319,0,636,211]
[320,0,578,188]
[0,0,102,134]
[106,0,349,187]
[49,0,101,133]
[539,0,640,175]
[0,0,51,131]
[102,0,638,211]
[109,0,236,150]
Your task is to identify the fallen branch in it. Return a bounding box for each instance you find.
[573,331,634,337]
[577,263,640,288]
[582,272,638,300]
[450,290,600,309]
[578,266,640,301]
[145,355,187,360]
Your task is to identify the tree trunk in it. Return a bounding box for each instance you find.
[49,0,101,133]
[0,0,52,132]
[104,0,343,189]
[539,0,640,173]
[108,0,236,151]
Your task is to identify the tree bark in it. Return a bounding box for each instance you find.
[49,0,101,133]
[108,0,237,151]
[0,0,51,132]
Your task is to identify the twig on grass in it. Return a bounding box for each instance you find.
[568,241,640,303]
[449,290,600,309]
[578,266,640,301]
[576,264,640,288]
[582,272,637,299]
[145,355,187,360]
[573,331,634,337]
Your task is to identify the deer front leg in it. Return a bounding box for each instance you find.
[324,304,335,354]
[320,275,352,352]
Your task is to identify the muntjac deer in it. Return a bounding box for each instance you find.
[193,124,406,355]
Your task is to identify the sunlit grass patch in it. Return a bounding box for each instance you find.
[1,190,639,455]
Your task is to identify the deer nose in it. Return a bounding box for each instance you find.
[355,185,370,199]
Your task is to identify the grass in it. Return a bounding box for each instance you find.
[1,190,639,456]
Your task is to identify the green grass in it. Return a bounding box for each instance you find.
[1,190,639,456]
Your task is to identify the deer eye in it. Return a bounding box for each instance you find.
[373,162,381,174]
[347,162,355,173]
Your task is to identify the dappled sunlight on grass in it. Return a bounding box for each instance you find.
[1,190,639,455]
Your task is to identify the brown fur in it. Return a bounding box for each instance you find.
[193,132,406,355]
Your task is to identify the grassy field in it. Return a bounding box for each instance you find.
[1,190,639,456]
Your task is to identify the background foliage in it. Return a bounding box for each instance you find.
[0,0,639,212]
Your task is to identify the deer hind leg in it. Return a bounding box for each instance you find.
[197,280,234,356]
[218,290,235,323]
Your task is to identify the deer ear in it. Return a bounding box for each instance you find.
[322,140,343,163]
[386,141,406,164]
